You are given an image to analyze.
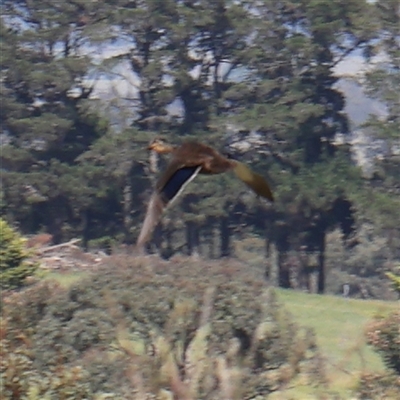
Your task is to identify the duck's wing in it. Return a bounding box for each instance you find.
[136,160,201,247]
[232,161,274,202]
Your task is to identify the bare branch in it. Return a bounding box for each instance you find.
[332,39,367,69]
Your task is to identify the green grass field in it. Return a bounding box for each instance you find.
[44,269,398,399]
[276,289,398,398]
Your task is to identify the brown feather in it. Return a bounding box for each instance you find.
[232,161,274,201]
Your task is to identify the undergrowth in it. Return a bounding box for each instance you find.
[1,255,327,399]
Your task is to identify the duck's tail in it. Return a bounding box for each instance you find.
[232,161,274,202]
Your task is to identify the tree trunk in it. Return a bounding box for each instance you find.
[276,234,290,288]
[46,200,65,244]
[317,233,326,294]
[153,222,163,255]
[267,242,279,286]
[193,223,200,258]
[81,209,90,250]
[208,227,215,258]
[160,221,174,258]
[298,250,310,291]
[186,221,200,257]
[123,179,133,244]
[303,252,319,293]
[265,238,271,280]
[278,250,291,288]
[220,216,230,257]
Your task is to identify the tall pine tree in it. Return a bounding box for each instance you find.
[1,1,107,241]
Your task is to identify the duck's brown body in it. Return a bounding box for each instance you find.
[136,139,274,248]
[153,141,234,194]
[173,142,232,174]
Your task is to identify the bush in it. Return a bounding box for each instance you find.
[0,319,95,400]
[3,255,326,398]
[3,280,59,345]
[117,287,325,399]
[365,311,400,374]
[386,265,400,296]
[354,297,400,399]
[0,218,37,290]
[355,372,400,400]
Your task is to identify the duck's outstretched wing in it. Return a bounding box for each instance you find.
[136,163,201,247]
[232,161,274,202]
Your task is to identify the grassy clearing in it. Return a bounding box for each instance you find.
[277,288,398,398]
[40,270,88,287]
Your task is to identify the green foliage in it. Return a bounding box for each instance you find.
[0,218,37,290]
[366,311,400,374]
[3,256,325,398]
[386,268,400,295]
[1,1,110,242]
[358,304,400,398]
[117,289,325,399]
[355,372,400,400]
[359,0,400,257]
[324,227,400,302]
[1,0,395,297]
[0,320,95,400]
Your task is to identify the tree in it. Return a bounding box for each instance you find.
[0,218,37,290]
[366,310,400,374]
[359,0,400,260]
[0,0,383,275]
[91,0,178,133]
[1,1,108,242]
[93,0,373,268]
[220,0,375,292]
[386,267,400,296]
[91,0,263,255]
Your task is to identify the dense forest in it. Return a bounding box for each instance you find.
[1,1,400,399]
[1,0,400,295]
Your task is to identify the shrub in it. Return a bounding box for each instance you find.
[358,310,400,398]
[32,308,116,367]
[365,311,400,374]
[0,319,95,400]
[0,218,38,290]
[4,280,59,333]
[386,265,400,296]
[355,372,400,400]
[115,285,325,399]
[3,255,326,398]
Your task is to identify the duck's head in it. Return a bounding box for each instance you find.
[148,138,174,154]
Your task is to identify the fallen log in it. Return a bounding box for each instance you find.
[37,238,81,254]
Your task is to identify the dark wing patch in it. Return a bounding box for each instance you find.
[160,166,200,203]
[136,165,201,247]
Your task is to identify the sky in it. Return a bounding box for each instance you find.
[88,42,386,130]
